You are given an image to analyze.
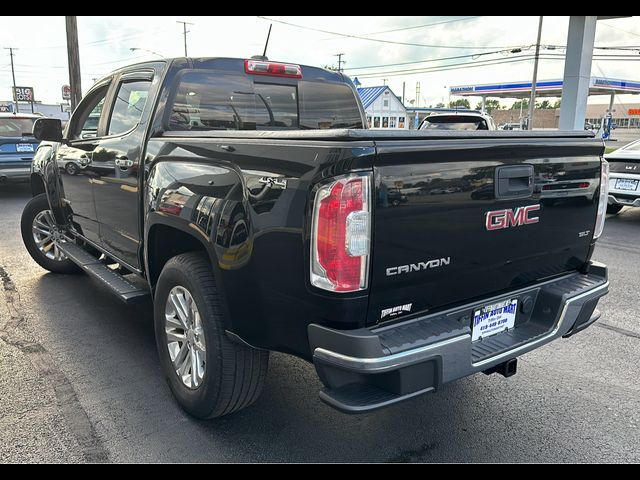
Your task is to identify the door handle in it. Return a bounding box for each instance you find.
[494,165,534,199]
[115,156,133,168]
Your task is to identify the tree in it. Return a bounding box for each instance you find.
[448,98,470,109]
[511,99,529,110]
[538,100,552,109]
[553,99,561,109]
[474,99,502,113]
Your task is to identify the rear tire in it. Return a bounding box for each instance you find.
[606,204,623,215]
[20,193,80,274]
[154,252,269,419]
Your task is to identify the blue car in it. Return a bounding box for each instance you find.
[0,113,41,184]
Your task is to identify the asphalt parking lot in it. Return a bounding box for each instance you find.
[0,182,639,463]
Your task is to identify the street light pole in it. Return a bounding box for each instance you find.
[528,16,544,130]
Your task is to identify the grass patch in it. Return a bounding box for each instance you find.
[605,147,619,154]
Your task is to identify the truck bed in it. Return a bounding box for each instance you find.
[161,129,598,141]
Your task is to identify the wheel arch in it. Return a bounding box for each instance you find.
[146,219,218,290]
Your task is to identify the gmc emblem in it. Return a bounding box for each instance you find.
[485,204,540,231]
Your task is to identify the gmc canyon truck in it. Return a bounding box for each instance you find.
[22,57,609,418]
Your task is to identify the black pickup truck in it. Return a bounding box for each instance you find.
[23,57,609,418]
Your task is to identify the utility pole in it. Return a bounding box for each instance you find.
[65,16,82,111]
[334,53,345,72]
[4,47,18,113]
[177,20,194,57]
[528,16,544,130]
[402,81,406,105]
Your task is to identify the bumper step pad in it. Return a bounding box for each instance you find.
[58,242,150,304]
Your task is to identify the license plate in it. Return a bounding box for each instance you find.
[16,143,34,152]
[615,178,638,192]
[472,298,518,342]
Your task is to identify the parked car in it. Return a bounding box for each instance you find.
[0,113,41,184]
[500,122,523,131]
[420,111,497,130]
[604,138,640,214]
[23,56,609,419]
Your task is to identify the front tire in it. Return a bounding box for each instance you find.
[65,162,79,175]
[607,204,623,215]
[20,193,80,274]
[154,252,269,419]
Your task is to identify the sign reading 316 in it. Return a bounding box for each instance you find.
[13,86,34,102]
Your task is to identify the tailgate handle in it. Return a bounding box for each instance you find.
[495,165,534,199]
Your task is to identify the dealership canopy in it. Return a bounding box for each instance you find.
[449,77,640,99]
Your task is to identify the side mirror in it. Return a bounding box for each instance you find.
[33,118,64,143]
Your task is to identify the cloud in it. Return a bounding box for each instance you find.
[0,16,638,106]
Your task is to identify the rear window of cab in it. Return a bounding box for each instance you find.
[167,70,363,131]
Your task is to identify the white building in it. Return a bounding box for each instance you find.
[357,86,408,129]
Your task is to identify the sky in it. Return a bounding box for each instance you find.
[1,16,639,107]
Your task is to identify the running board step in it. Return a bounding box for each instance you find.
[58,242,150,305]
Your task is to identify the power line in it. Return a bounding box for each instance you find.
[360,16,481,36]
[18,26,170,50]
[257,16,523,50]
[600,22,640,39]
[353,54,592,79]
[344,47,532,71]
[350,52,640,77]
[354,55,542,78]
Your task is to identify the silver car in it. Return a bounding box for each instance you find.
[605,139,640,214]
[420,111,497,131]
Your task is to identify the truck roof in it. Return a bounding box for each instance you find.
[97,57,347,84]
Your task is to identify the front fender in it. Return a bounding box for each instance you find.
[31,142,68,225]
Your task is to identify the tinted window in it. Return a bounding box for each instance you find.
[298,81,363,129]
[0,117,36,137]
[71,85,108,140]
[170,72,256,130]
[169,71,363,131]
[254,83,298,128]
[108,80,150,135]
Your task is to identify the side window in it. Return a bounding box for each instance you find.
[108,80,151,136]
[71,85,109,140]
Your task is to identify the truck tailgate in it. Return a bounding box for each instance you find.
[368,137,603,325]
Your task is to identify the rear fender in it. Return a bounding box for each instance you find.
[145,158,250,331]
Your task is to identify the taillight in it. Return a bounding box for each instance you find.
[594,159,609,239]
[311,173,371,293]
[244,59,302,78]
